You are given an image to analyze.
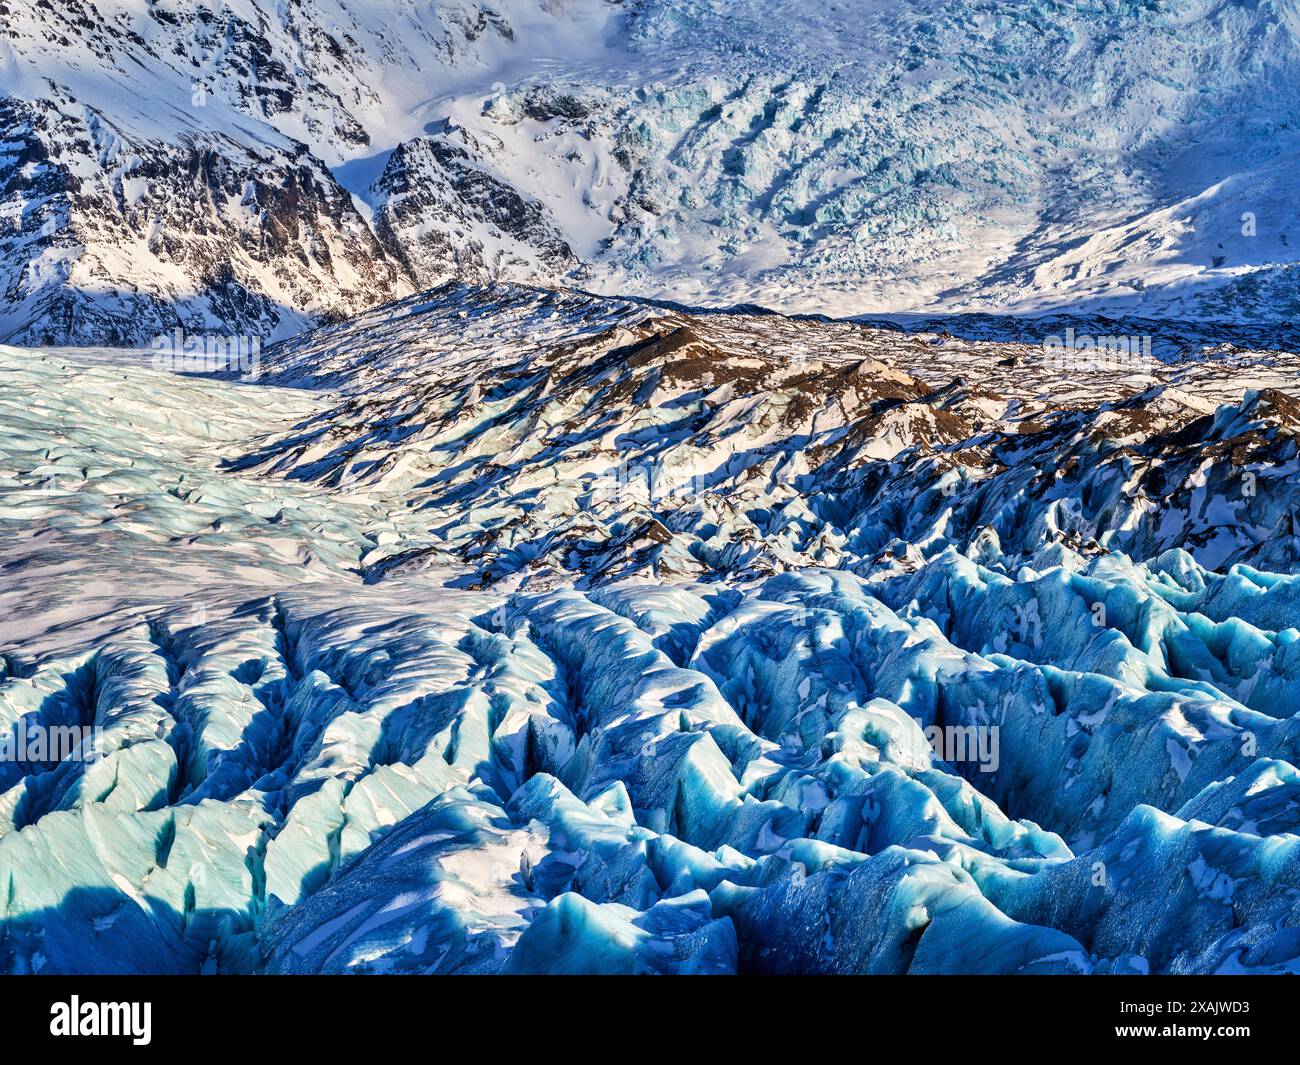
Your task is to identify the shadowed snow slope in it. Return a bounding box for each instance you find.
[5,283,1300,973]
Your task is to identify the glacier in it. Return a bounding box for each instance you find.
[6,0,1300,343]
[4,283,1300,974]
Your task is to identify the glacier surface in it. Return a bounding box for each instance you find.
[4,284,1300,974]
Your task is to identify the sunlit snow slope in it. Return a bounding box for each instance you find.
[5,0,1300,341]
[5,283,1300,973]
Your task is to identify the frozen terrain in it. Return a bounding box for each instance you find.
[5,283,1300,974]
[5,0,1300,342]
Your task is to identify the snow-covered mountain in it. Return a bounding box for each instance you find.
[6,0,1300,343]
[6,283,1300,974]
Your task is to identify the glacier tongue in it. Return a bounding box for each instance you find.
[4,284,1300,974]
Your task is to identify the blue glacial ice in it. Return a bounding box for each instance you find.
[4,285,1300,974]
